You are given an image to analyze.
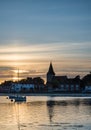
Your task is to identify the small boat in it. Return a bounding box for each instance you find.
[9,69,26,102]
[9,95,17,99]
[8,95,26,102]
[14,95,26,102]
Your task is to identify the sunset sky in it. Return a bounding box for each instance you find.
[0,0,91,83]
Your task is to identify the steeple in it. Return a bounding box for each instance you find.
[47,62,55,83]
[47,62,55,75]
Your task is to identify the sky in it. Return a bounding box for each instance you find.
[0,0,91,83]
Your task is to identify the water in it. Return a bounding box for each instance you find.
[0,96,91,130]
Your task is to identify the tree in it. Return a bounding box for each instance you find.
[33,77,44,84]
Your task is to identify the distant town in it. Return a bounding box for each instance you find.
[0,63,91,94]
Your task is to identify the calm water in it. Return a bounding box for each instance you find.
[0,96,91,130]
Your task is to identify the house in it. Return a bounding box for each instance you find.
[0,81,12,93]
[82,72,91,93]
[11,83,35,92]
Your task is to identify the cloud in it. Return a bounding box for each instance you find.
[0,66,15,71]
[0,41,91,83]
[0,41,91,62]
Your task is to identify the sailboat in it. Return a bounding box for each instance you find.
[9,69,26,102]
[14,95,26,102]
[9,94,26,102]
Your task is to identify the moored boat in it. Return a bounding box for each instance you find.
[8,95,26,102]
[9,95,17,99]
[14,95,26,102]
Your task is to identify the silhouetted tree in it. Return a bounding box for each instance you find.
[18,77,33,84]
[33,77,44,84]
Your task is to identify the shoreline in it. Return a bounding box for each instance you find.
[0,93,91,97]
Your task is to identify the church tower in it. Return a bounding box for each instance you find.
[47,62,55,83]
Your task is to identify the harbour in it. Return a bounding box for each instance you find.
[0,96,91,130]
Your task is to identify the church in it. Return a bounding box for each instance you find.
[46,62,81,93]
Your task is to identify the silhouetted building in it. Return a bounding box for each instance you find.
[82,72,91,93]
[46,63,81,92]
[47,62,55,83]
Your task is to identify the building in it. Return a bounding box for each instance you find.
[11,77,45,93]
[47,62,55,83]
[46,62,81,93]
[11,83,35,92]
[82,72,91,93]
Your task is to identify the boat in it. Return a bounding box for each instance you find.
[8,95,26,102]
[8,69,26,102]
[9,93,26,102]
[9,95,17,99]
[14,95,26,102]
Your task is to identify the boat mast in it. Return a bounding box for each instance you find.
[18,68,19,82]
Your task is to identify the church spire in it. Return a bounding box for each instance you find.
[47,62,55,83]
[47,62,55,75]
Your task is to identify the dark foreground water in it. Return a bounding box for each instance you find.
[0,96,91,130]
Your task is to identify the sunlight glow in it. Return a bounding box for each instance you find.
[12,69,29,74]
[12,77,22,81]
[0,42,90,83]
